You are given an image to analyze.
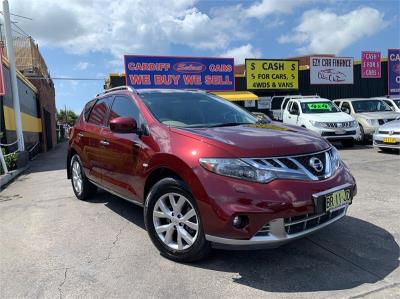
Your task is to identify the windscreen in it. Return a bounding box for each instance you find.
[352,100,392,113]
[139,91,258,128]
[300,102,340,113]
[393,99,400,108]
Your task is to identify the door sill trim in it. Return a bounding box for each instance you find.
[88,179,144,207]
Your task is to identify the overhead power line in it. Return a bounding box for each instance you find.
[0,11,33,20]
[27,76,105,81]
[11,21,30,37]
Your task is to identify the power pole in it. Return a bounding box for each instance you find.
[64,105,67,125]
[2,0,24,151]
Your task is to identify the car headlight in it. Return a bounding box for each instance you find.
[366,119,379,126]
[330,147,341,171]
[199,158,275,183]
[350,121,357,127]
[309,120,328,128]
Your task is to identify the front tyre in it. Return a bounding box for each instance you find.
[70,155,97,200]
[144,177,210,262]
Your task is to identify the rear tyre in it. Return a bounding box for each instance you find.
[341,139,354,148]
[144,177,210,263]
[70,155,97,200]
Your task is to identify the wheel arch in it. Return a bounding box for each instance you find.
[67,147,78,179]
[142,154,208,205]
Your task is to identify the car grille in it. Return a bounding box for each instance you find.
[321,130,356,137]
[284,207,346,235]
[379,131,400,135]
[254,207,346,237]
[325,122,353,128]
[245,148,335,181]
[378,119,395,125]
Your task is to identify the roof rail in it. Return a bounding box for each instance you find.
[96,86,137,97]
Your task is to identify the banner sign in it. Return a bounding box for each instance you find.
[388,49,400,95]
[361,51,381,78]
[0,46,5,96]
[124,55,234,91]
[245,59,298,90]
[310,56,354,84]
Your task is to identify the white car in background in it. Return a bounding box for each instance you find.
[282,98,360,147]
[334,98,400,142]
[268,95,320,121]
[372,97,400,112]
[373,120,400,152]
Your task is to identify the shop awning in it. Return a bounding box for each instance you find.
[212,91,258,102]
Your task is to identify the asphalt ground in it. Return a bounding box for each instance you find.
[0,142,399,298]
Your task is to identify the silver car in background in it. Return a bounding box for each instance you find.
[373,120,400,151]
[333,98,400,142]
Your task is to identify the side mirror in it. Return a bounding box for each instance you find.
[110,117,137,134]
[290,108,299,115]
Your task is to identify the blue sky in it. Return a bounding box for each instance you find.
[7,0,400,114]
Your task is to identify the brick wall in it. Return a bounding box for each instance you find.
[26,76,57,151]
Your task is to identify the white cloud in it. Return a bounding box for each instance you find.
[10,0,231,60]
[74,61,91,70]
[221,44,261,64]
[278,7,387,54]
[245,0,313,18]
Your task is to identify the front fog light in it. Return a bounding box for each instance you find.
[233,215,248,229]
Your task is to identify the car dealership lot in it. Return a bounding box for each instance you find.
[0,143,399,298]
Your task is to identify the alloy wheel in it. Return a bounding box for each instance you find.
[71,161,83,195]
[152,193,199,251]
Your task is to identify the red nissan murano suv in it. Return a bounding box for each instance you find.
[67,86,357,262]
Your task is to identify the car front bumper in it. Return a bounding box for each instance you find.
[194,164,356,249]
[373,133,400,149]
[309,127,361,141]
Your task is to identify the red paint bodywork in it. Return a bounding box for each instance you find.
[68,90,356,240]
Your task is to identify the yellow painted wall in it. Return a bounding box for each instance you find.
[3,105,42,133]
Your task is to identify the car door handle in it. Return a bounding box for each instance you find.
[78,132,84,137]
[288,116,291,119]
[100,139,109,146]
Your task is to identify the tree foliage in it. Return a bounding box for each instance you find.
[57,109,78,126]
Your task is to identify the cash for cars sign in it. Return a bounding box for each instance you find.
[245,59,298,90]
[124,55,234,91]
[388,49,400,95]
[310,56,354,84]
[361,51,381,78]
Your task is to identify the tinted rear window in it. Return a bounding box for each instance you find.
[87,97,113,126]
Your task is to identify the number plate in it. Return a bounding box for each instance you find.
[325,189,352,211]
[383,137,397,144]
[335,129,346,135]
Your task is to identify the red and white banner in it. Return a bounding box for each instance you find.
[361,51,381,78]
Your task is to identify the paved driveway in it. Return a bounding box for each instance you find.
[1,143,399,298]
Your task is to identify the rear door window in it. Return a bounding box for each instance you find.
[87,97,113,126]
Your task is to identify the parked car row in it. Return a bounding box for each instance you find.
[263,95,400,150]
